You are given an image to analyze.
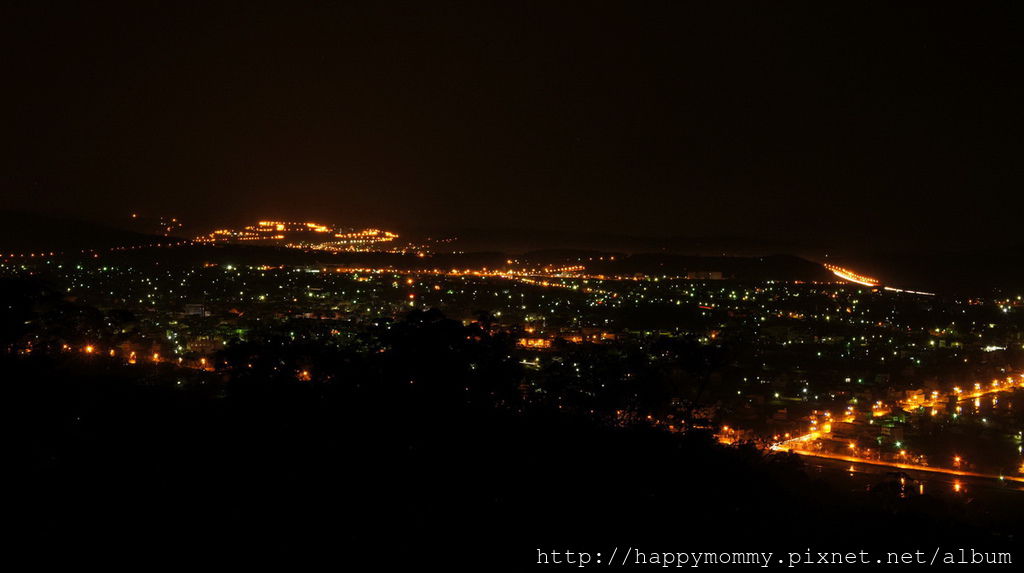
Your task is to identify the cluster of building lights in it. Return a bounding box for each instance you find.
[198,220,398,251]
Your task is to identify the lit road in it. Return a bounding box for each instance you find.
[902,378,1024,410]
[822,262,935,296]
[823,264,879,287]
[773,443,1024,485]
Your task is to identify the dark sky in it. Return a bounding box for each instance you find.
[3,1,1022,251]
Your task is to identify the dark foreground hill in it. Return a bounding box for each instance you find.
[11,346,1022,568]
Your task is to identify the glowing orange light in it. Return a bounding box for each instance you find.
[823,263,879,287]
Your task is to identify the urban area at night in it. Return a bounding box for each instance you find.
[4,2,1024,570]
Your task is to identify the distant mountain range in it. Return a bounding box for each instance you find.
[0,211,165,252]
[2,211,1020,295]
[833,249,1024,296]
[426,227,813,257]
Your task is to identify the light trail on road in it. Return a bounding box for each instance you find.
[772,445,1024,484]
[823,264,879,287]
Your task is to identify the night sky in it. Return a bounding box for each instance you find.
[3,2,1022,251]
